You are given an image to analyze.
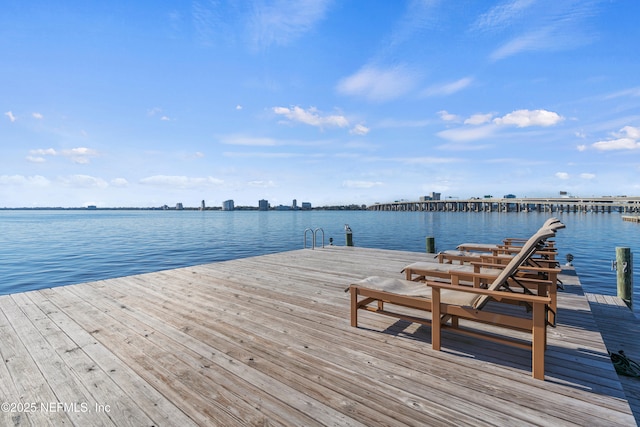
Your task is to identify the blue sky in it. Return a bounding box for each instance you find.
[2,0,640,208]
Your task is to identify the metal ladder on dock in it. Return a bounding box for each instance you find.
[304,228,324,249]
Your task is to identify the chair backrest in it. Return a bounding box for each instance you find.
[473,227,556,310]
[541,217,559,228]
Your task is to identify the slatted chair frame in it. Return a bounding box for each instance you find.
[348,228,556,380]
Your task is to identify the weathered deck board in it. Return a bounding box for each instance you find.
[0,246,637,426]
[586,291,640,424]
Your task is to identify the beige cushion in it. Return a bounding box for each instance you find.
[456,243,496,250]
[353,276,479,307]
[442,250,490,257]
[403,261,500,276]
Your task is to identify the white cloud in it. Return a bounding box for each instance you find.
[592,126,640,151]
[575,130,587,139]
[236,105,243,110]
[248,180,276,188]
[32,112,43,119]
[437,110,460,122]
[401,156,461,165]
[493,109,564,127]
[60,175,109,189]
[437,124,497,142]
[30,148,58,156]
[26,156,46,163]
[604,87,640,100]
[28,147,98,164]
[4,111,16,122]
[423,77,473,97]
[480,1,600,61]
[63,147,98,156]
[350,124,370,136]
[221,135,279,146]
[27,148,56,163]
[248,0,331,49]
[273,106,349,129]
[555,172,570,180]
[580,173,595,180]
[577,144,587,152]
[464,113,494,125]
[223,151,303,159]
[111,178,129,187]
[0,174,50,186]
[592,138,640,151]
[473,0,536,32]
[490,29,552,60]
[377,118,432,128]
[342,180,383,189]
[616,125,640,139]
[337,65,418,102]
[62,147,100,164]
[140,175,224,188]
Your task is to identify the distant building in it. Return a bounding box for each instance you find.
[504,194,516,199]
[292,199,297,209]
[222,199,235,211]
[176,203,184,210]
[301,202,312,210]
[419,192,441,201]
[258,199,269,211]
[87,205,97,210]
[200,200,206,210]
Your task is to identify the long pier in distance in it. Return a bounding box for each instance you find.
[369,195,640,213]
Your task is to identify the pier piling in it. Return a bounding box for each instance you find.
[615,247,633,307]
[426,236,435,254]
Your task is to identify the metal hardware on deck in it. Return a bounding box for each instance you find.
[304,227,325,249]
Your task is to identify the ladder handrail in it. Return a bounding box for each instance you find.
[303,227,324,249]
[303,228,313,249]
[314,228,324,248]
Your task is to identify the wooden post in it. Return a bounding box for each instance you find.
[426,236,435,254]
[616,247,633,307]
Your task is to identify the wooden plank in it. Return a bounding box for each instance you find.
[21,290,196,427]
[0,296,74,426]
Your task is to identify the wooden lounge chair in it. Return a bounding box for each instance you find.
[403,227,561,325]
[454,218,564,255]
[348,232,554,380]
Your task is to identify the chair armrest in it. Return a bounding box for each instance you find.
[426,281,552,304]
[515,266,561,274]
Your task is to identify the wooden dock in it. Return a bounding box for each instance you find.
[0,246,638,426]
[622,215,640,223]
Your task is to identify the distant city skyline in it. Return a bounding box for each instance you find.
[2,1,640,208]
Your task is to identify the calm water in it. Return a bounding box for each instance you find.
[1,210,638,315]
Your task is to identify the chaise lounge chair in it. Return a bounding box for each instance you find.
[403,226,562,325]
[451,218,563,256]
[348,228,556,380]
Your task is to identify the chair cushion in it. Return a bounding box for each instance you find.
[353,276,479,306]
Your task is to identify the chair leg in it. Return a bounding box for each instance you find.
[350,287,358,327]
[432,288,442,351]
[532,302,546,380]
